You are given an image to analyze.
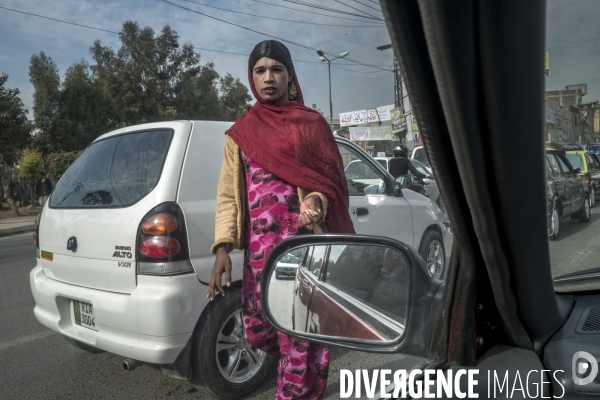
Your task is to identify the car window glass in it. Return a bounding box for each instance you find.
[546,157,556,177]
[338,144,386,195]
[50,130,173,208]
[586,154,599,169]
[323,244,409,322]
[306,245,326,277]
[555,154,572,174]
[547,154,562,176]
[376,159,388,169]
[565,153,584,171]
[413,147,430,166]
[410,161,429,176]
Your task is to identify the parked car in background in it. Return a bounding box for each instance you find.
[565,150,600,207]
[275,253,300,279]
[546,147,590,239]
[411,145,432,173]
[30,121,447,400]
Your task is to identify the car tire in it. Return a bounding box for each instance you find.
[418,229,445,279]
[63,336,104,354]
[191,286,276,400]
[578,195,592,223]
[591,186,597,208]
[548,198,560,240]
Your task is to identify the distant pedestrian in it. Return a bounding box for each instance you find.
[35,172,52,206]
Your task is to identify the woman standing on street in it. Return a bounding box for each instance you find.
[207,40,355,399]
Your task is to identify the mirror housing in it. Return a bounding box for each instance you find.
[573,167,581,175]
[261,234,446,358]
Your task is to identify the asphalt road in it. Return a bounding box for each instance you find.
[0,233,421,400]
[548,208,600,278]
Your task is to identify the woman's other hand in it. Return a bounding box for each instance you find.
[299,196,322,226]
[207,244,232,301]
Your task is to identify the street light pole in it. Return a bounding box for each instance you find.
[317,50,349,129]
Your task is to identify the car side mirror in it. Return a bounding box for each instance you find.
[261,234,445,357]
[573,167,581,175]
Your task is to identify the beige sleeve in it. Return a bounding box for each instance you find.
[211,137,238,254]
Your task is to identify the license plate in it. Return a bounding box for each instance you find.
[73,300,97,331]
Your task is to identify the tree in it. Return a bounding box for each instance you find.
[29,52,60,153]
[57,61,115,151]
[46,150,82,183]
[19,150,45,206]
[0,73,32,216]
[219,73,252,121]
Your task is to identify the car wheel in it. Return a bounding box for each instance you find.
[548,199,560,240]
[191,286,276,400]
[578,195,592,223]
[63,336,104,354]
[418,230,445,279]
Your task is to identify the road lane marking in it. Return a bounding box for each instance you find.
[0,330,55,351]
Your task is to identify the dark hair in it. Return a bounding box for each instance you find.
[39,171,46,176]
[249,40,294,72]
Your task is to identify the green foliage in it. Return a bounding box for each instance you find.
[0,73,32,166]
[46,150,82,183]
[29,52,61,153]
[19,150,45,183]
[28,21,252,155]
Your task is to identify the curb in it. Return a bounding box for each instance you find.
[0,224,35,237]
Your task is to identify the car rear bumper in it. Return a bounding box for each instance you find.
[29,261,208,364]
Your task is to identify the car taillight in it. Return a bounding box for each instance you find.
[139,236,181,258]
[136,202,192,276]
[33,231,38,245]
[141,213,178,235]
[584,175,590,182]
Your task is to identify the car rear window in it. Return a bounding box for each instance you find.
[50,130,174,208]
[565,153,584,171]
[413,147,430,166]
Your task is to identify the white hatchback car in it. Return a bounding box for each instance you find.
[30,121,445,399]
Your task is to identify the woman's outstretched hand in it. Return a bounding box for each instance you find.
[299,196,322,227]
[207,245,232,301]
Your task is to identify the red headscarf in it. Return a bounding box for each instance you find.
[226,58,355,234]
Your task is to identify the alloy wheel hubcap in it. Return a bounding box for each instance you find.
[586,198,591,218]
[215,308,266,383]
[426,240,444,279]
[550,208,559,237]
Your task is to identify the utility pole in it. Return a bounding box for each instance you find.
[377,44,403,109]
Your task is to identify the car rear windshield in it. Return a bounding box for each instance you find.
[565,153,584,171]
[413,148,430,166]
[49,129,173,208]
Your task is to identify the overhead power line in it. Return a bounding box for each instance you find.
[0,4,392,71]
[332,0,381,20]
[156,0,391,71]
[281,0,383,21]
[334,64,391,73]
[176,0,384,27]
[0,6,119,34]
[249,0,384,24]
[349,0,382,13]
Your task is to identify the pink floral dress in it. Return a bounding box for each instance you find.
[241,151,330,400]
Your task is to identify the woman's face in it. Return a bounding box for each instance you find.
[252,57,292,104]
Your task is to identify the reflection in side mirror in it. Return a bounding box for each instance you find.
[265,243,410,345]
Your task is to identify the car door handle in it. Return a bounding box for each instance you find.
[355,207,369,217]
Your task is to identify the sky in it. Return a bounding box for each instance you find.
[0,0,598,122]
[546,0,600,103]
[0,0,395,120]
